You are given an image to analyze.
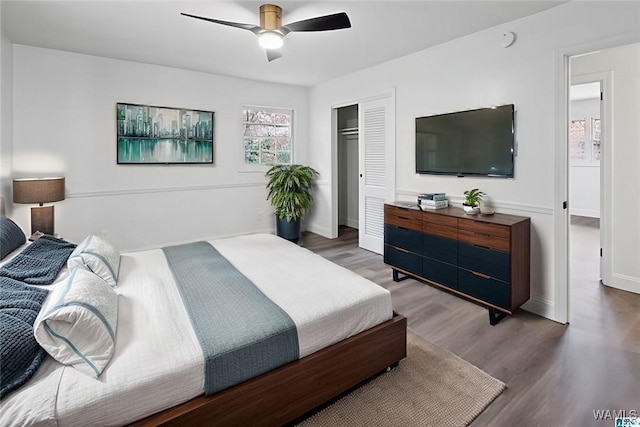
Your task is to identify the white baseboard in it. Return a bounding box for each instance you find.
[569,208,600,218]
[306,223,331,238]
[604,273,640,295]
[521,295,561,323]
[342,218,359,229]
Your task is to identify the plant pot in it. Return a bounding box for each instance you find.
[463,205,480,215]
[276,216,301,243]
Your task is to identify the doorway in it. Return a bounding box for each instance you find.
[336,105,359,235]
[559,41,640,324]
[568,79,603,315]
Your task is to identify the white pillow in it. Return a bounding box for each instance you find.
[68,235,120,288]
[34,269,118,378]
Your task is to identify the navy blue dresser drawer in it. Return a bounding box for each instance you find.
[423,233,457,265]
[384,244,422,277]
[423,257,458,290]
[385,224,422,253]
[458,269,510,309]
[458,242,510,283]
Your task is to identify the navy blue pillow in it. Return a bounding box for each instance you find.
[0,218,26,260]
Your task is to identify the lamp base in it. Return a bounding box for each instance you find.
[31,205,55,235]
[28,231,45,242]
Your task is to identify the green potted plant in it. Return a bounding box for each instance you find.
[462,188,485,215]
[266,164,319,242]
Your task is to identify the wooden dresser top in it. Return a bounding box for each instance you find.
[387,202,529,227]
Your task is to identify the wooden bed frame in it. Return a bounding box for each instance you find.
[131,313,407,426]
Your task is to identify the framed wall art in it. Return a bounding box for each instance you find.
[117,103,214,164]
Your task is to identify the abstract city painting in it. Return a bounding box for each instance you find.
[117,103,214,164]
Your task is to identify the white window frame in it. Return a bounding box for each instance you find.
[241,105,294,171]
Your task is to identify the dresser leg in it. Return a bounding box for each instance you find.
[488,308,508,325]
[392,270,410,282]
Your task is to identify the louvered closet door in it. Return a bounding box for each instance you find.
[358,96,393,254]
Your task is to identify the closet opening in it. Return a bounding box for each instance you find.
[336,104,359,237]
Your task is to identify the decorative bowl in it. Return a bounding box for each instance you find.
[463,205,480,215]
[480,207,496,216]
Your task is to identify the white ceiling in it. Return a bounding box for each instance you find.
[1,1,565,87]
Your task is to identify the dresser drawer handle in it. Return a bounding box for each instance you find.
[472,231,492,237]
[472,244,491,250]
[471,271,492,280]
[395,247,410,253]
[397,215,410,220]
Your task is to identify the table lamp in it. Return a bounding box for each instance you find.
[13,177,65,237]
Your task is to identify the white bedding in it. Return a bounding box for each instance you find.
[0,234,393,426]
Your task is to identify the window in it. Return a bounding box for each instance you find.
[569,114,601,165]
[243,107,292,165]
[569,119,587,161]
[591,118,601,161]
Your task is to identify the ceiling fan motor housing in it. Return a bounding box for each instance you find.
[181,4,351,61]
[260,4,282,30]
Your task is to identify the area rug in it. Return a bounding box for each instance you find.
[298,330,505,427]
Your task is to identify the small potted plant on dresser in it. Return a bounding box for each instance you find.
[462,188,485,214]
[266,164,319,243]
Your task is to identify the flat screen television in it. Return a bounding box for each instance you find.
[415,104,514,177]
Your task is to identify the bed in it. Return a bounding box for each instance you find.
[0,228,407,426]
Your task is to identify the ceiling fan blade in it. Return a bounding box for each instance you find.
[181,13,261,34]
[282,12,351,33]
[266,48,283,62]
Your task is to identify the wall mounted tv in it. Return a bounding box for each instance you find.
[415,104,514,177]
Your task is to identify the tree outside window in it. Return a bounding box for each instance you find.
[243,107,292,165]
[569,119,586,160]
[592,118,601,161]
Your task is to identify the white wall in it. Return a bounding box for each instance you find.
[572,43,640,294]
[569,98,600,217]
[0,3,13,213]
[11,45,309,251]
[307,1,640,320]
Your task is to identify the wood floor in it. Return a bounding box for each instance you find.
[298,223,640,426]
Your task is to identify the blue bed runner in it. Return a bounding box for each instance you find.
[162,241,299,394]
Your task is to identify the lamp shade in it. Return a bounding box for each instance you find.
[13,177,65,204]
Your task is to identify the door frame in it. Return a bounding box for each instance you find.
[569,72,611,289]
[330,89,396,241]
[553,35,638,324]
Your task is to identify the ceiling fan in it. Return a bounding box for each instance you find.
[181,4,351,62]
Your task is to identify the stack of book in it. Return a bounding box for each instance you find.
[418,193,448,210]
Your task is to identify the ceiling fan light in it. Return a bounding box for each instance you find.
[259,31,283,49]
